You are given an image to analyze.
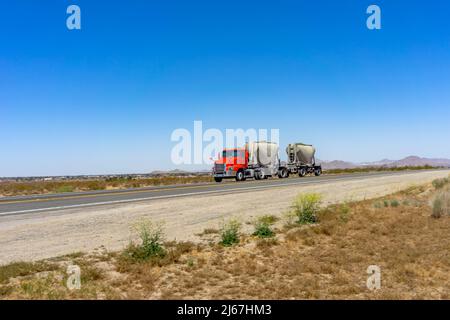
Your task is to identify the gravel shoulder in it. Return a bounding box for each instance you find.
[0,170,449,265]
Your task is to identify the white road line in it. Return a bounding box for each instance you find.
[0,177,362,216]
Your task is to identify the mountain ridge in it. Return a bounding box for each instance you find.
[318,156,450,170]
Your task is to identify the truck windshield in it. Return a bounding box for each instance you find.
[222,150,245,158]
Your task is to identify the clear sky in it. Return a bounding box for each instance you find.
[1,1,449,176]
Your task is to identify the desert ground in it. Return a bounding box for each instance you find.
[0,170,449,265]
[0,170,449,299]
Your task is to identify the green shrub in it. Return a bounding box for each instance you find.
[390,199,400,207]
[431,191,450,219]
[253,220,275,238]
[432,178,449,190]
[432,197,444,219]
[293,193,322,224]
[124,219,165,261]
[220,219,241,246]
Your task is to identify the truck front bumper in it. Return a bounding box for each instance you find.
[213,169,236,178]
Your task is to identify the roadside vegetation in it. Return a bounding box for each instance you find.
[219,219,241,247]
[1,176,450,299]
[0,175,212,197]
[324,165,437,175]
[252,215,277,238]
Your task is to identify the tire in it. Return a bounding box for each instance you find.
[254,171,261,180]
[314,168,322,176]
[299,167,307,177]
[259,171,265,180]
[235,170,245,182]
[280,168,289,178]
[214,177,223,183]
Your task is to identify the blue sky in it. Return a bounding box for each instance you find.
[1,1,449,176]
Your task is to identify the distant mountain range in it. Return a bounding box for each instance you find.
[318,156,450,170]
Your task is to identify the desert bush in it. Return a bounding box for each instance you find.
[220,219,241,246]
[124,219,166,261]
[432,177,449,190]
[252,216,275,238]
[390,199,400,207]
[293,193,322,224]
[373,201,383,209]
[253,220,275,238]
[431,190,450,219]
[432,197,444,219]
[56,185,74,193]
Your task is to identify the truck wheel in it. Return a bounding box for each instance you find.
[299,168,307,177]
[235,170,245,182]
[279,168,289,178]
[254,171,261,180]
[314,168,322,176]
[214,177,223,183]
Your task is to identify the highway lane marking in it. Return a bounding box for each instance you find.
[0,176,364,216]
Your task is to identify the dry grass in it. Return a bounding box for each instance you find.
[0,176,212,197]
[1,182,450,299]
[324,165,437,175]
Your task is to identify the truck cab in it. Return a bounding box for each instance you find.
[212,148,248,182]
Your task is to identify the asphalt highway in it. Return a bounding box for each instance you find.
[0,170,437,216]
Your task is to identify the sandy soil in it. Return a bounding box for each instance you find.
[0,170,449,265]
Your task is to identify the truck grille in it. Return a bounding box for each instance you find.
[214,163,225,173]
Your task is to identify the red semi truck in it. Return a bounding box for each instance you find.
[212,141,322,182]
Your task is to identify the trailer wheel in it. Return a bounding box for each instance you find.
[255,171,261,180]
[259,171,265,180]
[236,170,246,182]
[314,168,322,176]
[299,168,307,177]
